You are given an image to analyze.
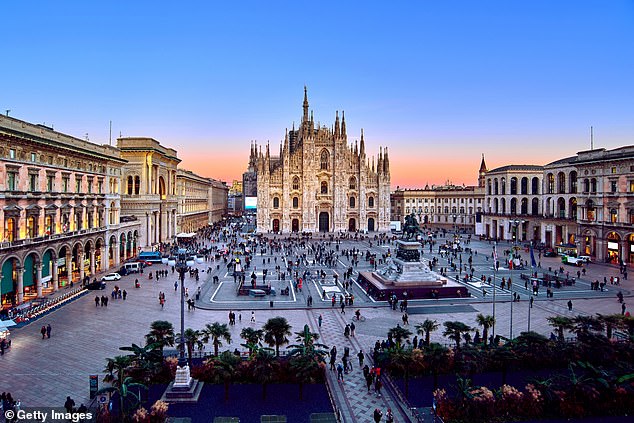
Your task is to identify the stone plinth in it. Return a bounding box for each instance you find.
[161,365,204,403]
[357,239,469,300]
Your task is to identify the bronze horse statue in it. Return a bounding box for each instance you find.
[402,213,422,240]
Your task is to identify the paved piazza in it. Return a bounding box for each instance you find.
[2,233,631,417]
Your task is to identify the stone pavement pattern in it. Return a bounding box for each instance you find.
[1,235,630,420]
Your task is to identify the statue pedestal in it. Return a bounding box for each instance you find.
[161,364,204,403]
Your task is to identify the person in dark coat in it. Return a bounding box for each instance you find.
[46,324,51,338]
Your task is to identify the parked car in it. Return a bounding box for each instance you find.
[86,280,106,290]
[578,255,591,263]
[543,249,557,257]
[101,273,122,281]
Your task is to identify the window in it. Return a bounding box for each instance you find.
[98,179,103,194]
[273,197,279,208]
[320,150,329,170]
[321,181,328,194]
[127,176,133,195]
[76,177,82,193]
[610,181,617,193]
[368,197,374,208]
[590,178,597,193]
[9,149,16,159]
[510,177,518,195]
[31,152,37,162]
[29,173,38,191]
[45,215,53,235]
[87,178,93,193]
[349,177,357,190]
[7,171,17,190]
[547,174,555,194]
[62,177,69,192]
[6,217,16,242]
[292,176,300,190]
[349,197,356,208]
[27,216,37,238]
[611,167,617,174]
[47,174,54,192]
[610,208,618,223]
[293,197,299,208]
[630,181,634,192]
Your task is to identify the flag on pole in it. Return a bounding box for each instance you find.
[530,243,537,268]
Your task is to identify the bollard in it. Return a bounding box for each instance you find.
[270,300,274,308]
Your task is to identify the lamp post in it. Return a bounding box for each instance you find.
[168,247,195,369]
[492,242,497,338]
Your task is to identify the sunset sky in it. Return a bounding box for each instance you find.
[3,1,633,188]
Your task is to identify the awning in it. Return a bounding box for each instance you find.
[0,319,17,329]
[176,232,196,238]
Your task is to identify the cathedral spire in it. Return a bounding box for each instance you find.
[302,86,309,124]
[478,153,488,188]
[341,111,346,138]
[334,111,340,138]
[383,147,390,174]
[479,153,487,173]
[359,129,365,158]
[378,147,383,175]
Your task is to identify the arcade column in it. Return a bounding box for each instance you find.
[36,264,43,297]
[16,266,24,304]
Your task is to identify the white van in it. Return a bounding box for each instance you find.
[124,262,141,273]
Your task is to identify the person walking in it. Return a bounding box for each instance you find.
[40,325,47,339]
[373,408,383,422]
[318,314,323,328]
[567,300,573,311]
[336,362,344,381]
[46,324,51,338]
[622,303,627,315]
[122,290,127,300]
[250,311,256,324]
[350,321,356,336]
[375,377,382,397]
[95,295,100,307]
[357,350,364,367]
[64,396,75,413]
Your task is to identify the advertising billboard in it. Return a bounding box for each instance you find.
[245,196,257,210]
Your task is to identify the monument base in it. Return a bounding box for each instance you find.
[358,271,469,300]
[161,365,204,403]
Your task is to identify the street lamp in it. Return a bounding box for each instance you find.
[168,247,196,369]
[492,242,498,339]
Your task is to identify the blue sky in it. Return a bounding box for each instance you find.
[3,1,633,187]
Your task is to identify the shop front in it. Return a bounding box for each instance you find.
[607,232,621,264]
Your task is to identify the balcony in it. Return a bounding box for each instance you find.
[0,227,109,252]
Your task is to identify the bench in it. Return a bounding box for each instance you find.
[249,289,266,297]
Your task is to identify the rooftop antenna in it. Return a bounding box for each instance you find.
[590,126,594,150]
[5,110,10,116]
[85,133,89,141]
[109,121,112,146]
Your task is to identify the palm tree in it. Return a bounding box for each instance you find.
[475,314,495,346]
[119,343,162,382]
[97,355,146,420]
[570,315,603,342]
[289,354,326,400]
[202,322,232,356]
[240,327,264,355]
[177,328,204,366]
[251,348,279,399]
[211,351,242,401]
[443,321,473,349]
[596,313,625,340]
[547,316,574,342]
[145,320,175,355]
[424,342,450,389]
[387,325,413,349]
[263,317,292,356]
[416,319,440,346]
[287,324,329,358]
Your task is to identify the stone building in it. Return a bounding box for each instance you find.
[574,147,634,264]
[208,178,229,224]
[391,156,486,233]
[176,169,213,233]
[481,165,544,242]
[117,137,180,247]
[256,89,391,233]
[0,115,139,307]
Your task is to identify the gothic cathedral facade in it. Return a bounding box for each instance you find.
[255,88,391,233]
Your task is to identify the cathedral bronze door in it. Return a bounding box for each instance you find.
[368,218,375,232]
[292,219,299,232]
[318,212,329,232]
[348,218,356,232]
[272,219,280,233]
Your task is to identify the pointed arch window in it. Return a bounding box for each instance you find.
[368,196,374,208]
[320,149,329,171]
[292,176,300,190]
[349,197,356,208]
[320,181,328,194]
[292,197,299,208]
[349,177,357,190]
[273,197,280,208]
